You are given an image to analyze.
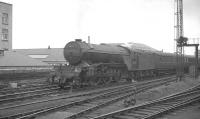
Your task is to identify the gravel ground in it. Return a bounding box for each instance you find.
[135,76,200,104]
[135,76,200,119]
[158,102,200,119]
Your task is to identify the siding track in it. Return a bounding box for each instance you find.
[91,82,200,119]
[0,76,176,119]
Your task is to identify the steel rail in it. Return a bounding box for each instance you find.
[0,87,60,104]
[0,84,57,94]
[143,95,200,119]
[0,86,58,98]
[4,76,176,119]
[17,86,149,119]
[0,82,138,111]
[0,82,141,119]
[0,85,137,119]
[90,84,200,119]
[0,75,176,119]
[66,78,177,119]
[0,75,173,105]
[0,75,175,109]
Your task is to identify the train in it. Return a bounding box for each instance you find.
[49,39,198,88]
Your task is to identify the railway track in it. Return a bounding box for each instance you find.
[0,84,57,95]
[0,76,176,119]
[0,83,138,119]
[90,82,200,119]
[0,81,138,105]
[0,85,60,104]
[64,78,175,119]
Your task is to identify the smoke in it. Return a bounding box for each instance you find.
[77,0,93,37]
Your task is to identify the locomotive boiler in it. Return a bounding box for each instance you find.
[64,39,128,66]
[50,39,196,88]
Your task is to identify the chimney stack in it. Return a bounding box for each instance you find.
[88,36,90,44]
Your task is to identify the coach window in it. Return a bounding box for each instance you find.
[2,13,8,25]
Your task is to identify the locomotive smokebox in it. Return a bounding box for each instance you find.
[64,39,90,65]
[64,40,83,65]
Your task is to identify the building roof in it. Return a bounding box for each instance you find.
[0,1,12,6]
[0,51,50,67]
[13,48,66,64]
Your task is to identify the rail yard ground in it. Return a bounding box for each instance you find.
[161,103,200,119]
[33,76,200,119]
[136,76,200,104]
[0,75,200,119]
[135,76,200,119]
[0,77,48,89]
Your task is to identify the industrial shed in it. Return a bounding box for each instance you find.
[0,50,52,81]
[14,48,67,65]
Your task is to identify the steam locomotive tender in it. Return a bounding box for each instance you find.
[51,39,196,88]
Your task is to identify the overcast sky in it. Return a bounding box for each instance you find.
[2,0,200,55]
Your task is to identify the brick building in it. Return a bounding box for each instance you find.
[0,2,12,51]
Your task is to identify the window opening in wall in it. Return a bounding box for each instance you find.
[3,48,8,51]
[2,13,8,25]
[0,49,4,56]
[2,29,8,41]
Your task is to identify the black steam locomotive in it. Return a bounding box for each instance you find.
[49,39,197,88]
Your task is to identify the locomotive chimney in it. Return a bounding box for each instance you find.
[75,39,82,42]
